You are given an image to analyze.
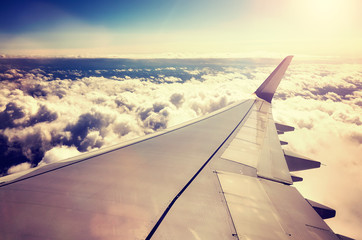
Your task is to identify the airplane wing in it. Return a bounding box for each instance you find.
[0,56,352,240]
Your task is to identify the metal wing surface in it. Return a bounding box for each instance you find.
[0,56,347,240]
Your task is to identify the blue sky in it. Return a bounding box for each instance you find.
[1,0,361,58]
[0,0,241,30]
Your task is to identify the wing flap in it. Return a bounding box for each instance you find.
[217,171,289,240]
[216,171,340,240]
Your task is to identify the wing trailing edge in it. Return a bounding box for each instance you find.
[254,56,293,102]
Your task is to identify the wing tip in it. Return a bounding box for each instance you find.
[254,55,293,102]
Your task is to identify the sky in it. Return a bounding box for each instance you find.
[1,0,362,59]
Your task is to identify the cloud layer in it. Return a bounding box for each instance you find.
[0,59,260,174]
[0,58,361,238]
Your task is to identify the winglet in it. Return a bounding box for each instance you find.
[254,56,293,102]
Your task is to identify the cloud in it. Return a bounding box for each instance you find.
[41,145,81,164]
[0,102,25,129]
[0,69,24,80]
[65,112,110,151]
[170,93,184,107]
[7,162,31,174]
[1,61,360,175]
[0,62,255,175]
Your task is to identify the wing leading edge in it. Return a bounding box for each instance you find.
[0,57,352,240]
